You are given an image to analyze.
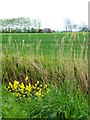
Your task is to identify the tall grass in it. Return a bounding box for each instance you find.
[1,32,88,119]
[2,32,88,91]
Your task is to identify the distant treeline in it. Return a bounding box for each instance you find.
[0,17,43,33]
[0,17,89,33]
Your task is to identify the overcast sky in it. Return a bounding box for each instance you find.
[0,0,89,30]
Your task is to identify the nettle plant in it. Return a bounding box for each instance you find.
[5,76,49,99]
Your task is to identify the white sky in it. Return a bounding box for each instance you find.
[0,0,89,30]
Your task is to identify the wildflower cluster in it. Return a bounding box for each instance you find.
[5,76,49,99]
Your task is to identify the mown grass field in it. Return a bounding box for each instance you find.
[1,32,89,119]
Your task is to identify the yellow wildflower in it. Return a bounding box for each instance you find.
[29,83,31,87]
[45,84,47,88]
[8,86,10,89]
[46,88,49,93]
[20,89,24,93]
[9,82,12,86]
[25,76,28,81]
[37,81,39,84]
[13,80,19,89]
[15,92,18,97]
[16,93,21,97]
[36,92,39,95]
[12,87,14,91]
[37,87,40,90]
[32,86,36,89]
[14,84,18,90]
[40,84,42,87]
[39,88,42,92]
[19,94,21,97]
[34,87,36,89]
[25,85,31,93]
[9,82,13,89]
[44,84,47,88]
[14,80,19,85]
[35,84,37,87]
[20,83,25,89]
[36,91,41,98]
[23,95,25,97]
[32,85,35,89]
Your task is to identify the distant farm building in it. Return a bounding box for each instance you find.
[42,28,52,33]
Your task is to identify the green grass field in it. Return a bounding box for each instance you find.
[2,32,88,57]
[1,32,88,119]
